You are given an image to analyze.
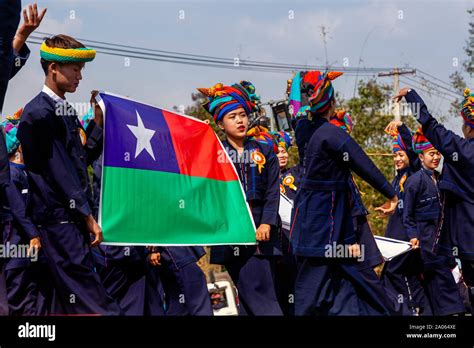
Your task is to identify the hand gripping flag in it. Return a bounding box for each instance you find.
[97,93,256,245]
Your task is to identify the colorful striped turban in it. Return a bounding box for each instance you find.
[412,127,434,154]
[329,109,353,134]
[40,41,96,63]
[198,81,258,122]
[306,71,343,114]
[272,130,292,151]
[461,88,474,129]
[288,70,343,118]
[1,108,23,155]
[247,125,278,153]
[384,127,408,153]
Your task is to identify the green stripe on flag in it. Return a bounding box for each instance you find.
[100,166,256,245]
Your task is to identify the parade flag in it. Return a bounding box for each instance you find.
[97,93,256,245]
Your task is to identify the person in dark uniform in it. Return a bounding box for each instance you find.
[84,106,205,316]
[0,3,45,316]
[402,128,465,316]
[1,2,42,183]
[16,35,121,315]
[396,87,474,314]
[267,129,299,315]
[288,70,398,315]
[148,246,212,316]
[381,120,430,315]
[330,109,392,315]
[0,111,52,315]
[198,81,283,316]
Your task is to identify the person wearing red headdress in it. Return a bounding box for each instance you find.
[289,70,398,315]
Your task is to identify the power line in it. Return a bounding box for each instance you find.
[26,39,296,74]
[417,69,455,89]
[413,74,460,98]
[400,76,456,103]
[29,32,460,108]
[27,37,381,76]
[400,78,453,102]
[31,32,403,74]
[401,75,458,100]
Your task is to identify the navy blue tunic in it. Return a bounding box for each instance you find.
[0,163,52,315]
[385,167,412,241]
[402,167,465,315]
[291,117,396,316]
[405,89,474,261]
[1,164,41,268]
[291,118,396,257]
[293,118,316,166]
[347,177,384,269]
[17,91,103,223]
[158,247,205,270]
[16,90,121,315]
[157,246,212,316]
[403,168,444,268]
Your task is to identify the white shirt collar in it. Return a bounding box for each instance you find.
[42,85,66,104]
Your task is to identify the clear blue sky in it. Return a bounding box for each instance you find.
[3,0,473,133]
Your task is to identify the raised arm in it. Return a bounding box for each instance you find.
[396,88,474,165]
[338,135,396,199]
[329,131,397,215]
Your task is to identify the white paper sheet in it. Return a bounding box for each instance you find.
[279,193,293,230]
[374,235,413,261]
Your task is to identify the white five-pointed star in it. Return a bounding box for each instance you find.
[127,110,156,160]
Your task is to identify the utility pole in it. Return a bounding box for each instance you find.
[320,26,329,69]
[378,68,416,121]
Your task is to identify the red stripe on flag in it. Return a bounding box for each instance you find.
[162,110,238,182]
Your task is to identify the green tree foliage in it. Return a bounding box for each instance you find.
[464,8,474,77]
[449,8,473,117]
[449,71,467,118]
